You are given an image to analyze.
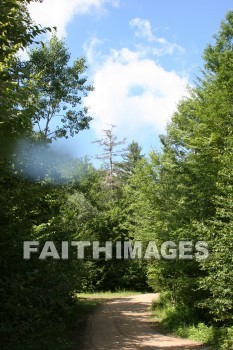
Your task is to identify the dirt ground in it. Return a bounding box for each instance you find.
[83,293,209,350]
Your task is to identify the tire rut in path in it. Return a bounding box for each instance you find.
[83,293,209,350]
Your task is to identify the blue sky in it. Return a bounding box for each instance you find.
[28,0,233,163]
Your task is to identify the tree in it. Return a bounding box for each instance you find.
[116,141,144,182]
[0,0,46,67]
[196,11,233,324]
[0,0,50,158]
[125,11,233,329]
[23,35,93,141]
[93,125,126,189]
[200,136,233,324]
[0,4,96,348]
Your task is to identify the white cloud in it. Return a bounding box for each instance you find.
[84,46,189,139]
[130,18,185,56]
[83,36,105,67]
[130,18,155,42]
[28,0,119,37]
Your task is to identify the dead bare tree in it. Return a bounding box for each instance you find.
[93,125,126,189]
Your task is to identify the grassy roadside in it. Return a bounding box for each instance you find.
[76,290,140,299]
[151,293,233,350]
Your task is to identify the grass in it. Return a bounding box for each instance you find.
[151,293,233,350]
[76,290,141,299]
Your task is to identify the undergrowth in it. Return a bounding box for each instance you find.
[3,296,100,350]
[152,292,233,350]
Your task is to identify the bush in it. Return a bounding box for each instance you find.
[152,293,233,349]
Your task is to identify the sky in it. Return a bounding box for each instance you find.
[27,0,233,163]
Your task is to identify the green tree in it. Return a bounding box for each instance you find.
[22,35,93,141]
[196,11,233,324]
[126,11,233,327]
[0,3,96,348]
[0,0,46,67]
[116,141,144,182]
[200,136,233,324]
[0,0,50,157]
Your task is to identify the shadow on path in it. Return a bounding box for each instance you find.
[82,294,209,350]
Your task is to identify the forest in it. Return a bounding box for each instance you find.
[0,1,232,349]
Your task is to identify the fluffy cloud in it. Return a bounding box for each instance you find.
[130,18,185,56]
[28,0,119,36]
[84,46,189,138]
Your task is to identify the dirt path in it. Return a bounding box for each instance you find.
[83,293,209,350]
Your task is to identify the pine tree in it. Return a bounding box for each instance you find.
[116,141,144,182]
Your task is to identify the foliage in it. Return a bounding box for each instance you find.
[152,294,233,350]
[22,35,93,141]
[0,0,51,158]
[126,9,233,337]
[1,4,233,350]
[0,3,94,349]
